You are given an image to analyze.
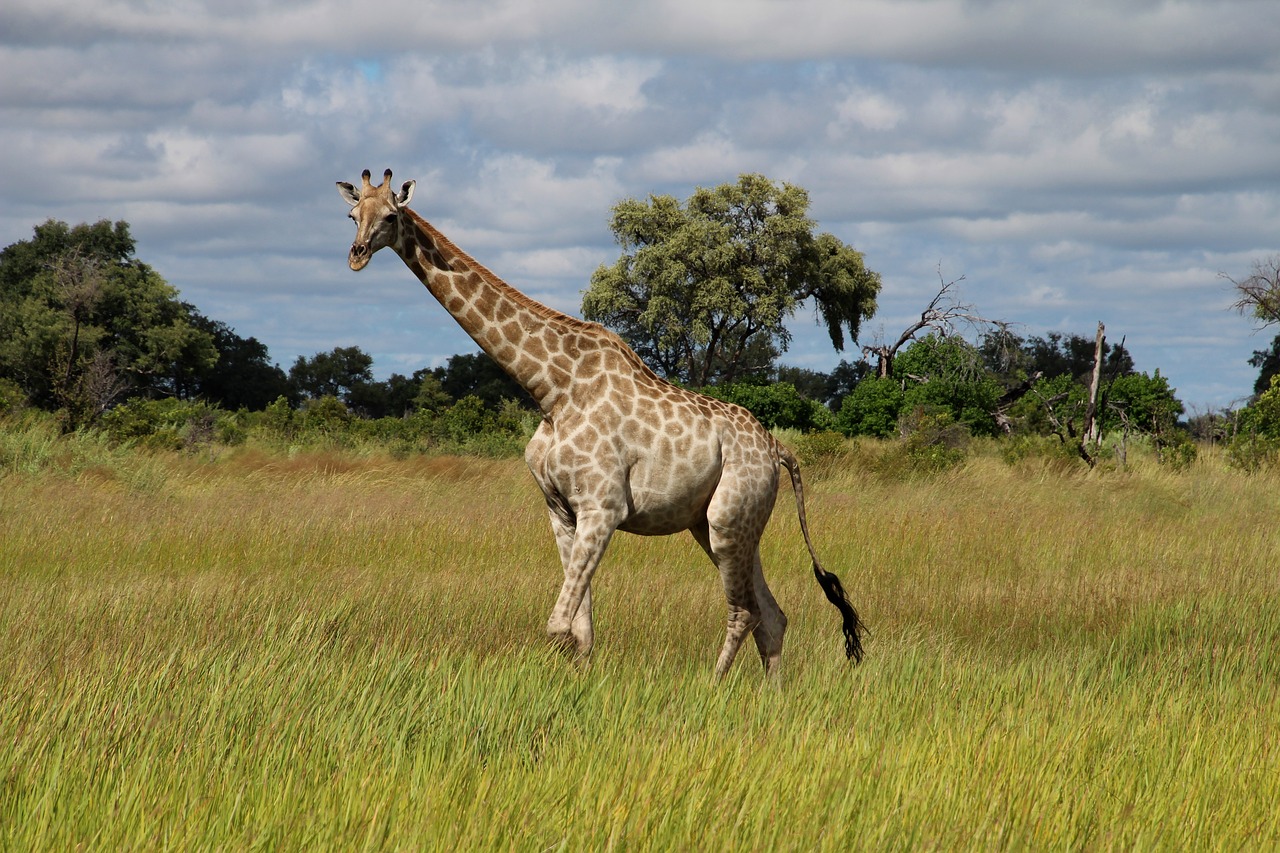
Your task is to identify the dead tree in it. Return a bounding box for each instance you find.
[1224,255,1280,328]
[1082,321,1105,452]
[861,270,988,378]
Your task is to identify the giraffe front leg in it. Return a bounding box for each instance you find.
[546,510,615,659]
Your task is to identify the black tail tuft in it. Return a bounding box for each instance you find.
[813,564,865,664]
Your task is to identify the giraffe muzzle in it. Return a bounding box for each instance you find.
[348,242,372,271]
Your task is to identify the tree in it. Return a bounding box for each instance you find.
[893,334,1004,436]
[287,346,374,405]
[431,351,533,409]
[1249,334,1280,397]
[1105,370,1184,435]
[862,273,985,379]
[836,376,904,437]
[183,307,288,410]
[700,382,834,432]
[1226,255,1280,329]
[0,219,216,426]
[1021,331,1133,385]
[583,174,881,386]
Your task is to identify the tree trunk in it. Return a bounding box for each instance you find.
[1082,321,1105,461]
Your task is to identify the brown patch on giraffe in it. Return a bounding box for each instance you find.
[502,320,522,343]
[637,403,663,430]
[471,284,498,315]
[578,351,603,377]
[524,336,548,362]
[611,375,636,398]
[547,364,572,389]
[577,423,601,448]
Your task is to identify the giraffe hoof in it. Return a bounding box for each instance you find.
[547,628,577,653]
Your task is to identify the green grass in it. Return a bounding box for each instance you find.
[1,444,1278,849]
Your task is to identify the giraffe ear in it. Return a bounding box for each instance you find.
[336,181,360,207]
[395,180,415,207]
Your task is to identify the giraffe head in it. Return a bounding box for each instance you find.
[336,168,416,271]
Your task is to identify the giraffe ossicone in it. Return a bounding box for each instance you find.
[336,168,864,678]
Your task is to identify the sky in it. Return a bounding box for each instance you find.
[3,0,1279,411]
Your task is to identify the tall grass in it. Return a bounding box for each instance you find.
[2,444,1277,849]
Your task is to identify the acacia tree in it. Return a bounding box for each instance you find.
[582,174,881,386]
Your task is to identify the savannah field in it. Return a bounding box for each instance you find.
[1,433,1278,850]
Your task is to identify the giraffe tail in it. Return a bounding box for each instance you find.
[777,442,865,664]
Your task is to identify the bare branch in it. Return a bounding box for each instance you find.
[1223,255,1280,329]
[860,267,997,378]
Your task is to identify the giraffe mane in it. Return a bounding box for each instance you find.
[406,209,606,336]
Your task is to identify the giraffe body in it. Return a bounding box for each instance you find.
[338,170,863,678]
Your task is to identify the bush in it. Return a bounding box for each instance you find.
[1154,429,1198,471]
[0,378,29,416]
[701,382,834,432]
[794,430,849,467]
[999,433,1086,469]
[898,407,969,472]
[99,398,234,451]
[1226,375,1280,472]
[836,377,904,437]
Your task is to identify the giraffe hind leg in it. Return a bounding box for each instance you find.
[750,553,787,679]
[693,522,765,679]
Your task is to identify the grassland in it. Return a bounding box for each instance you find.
[2,440,1278,850]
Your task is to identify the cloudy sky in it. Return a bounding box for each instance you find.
[4,0,1279,410]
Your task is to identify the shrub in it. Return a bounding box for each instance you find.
[1154,429,1198,471]
[702,382,834,432]
[1226,375,1280,472]
[898,407,969,472]
[794,430,848,467]
[99,398,231,451]
[836,377,904,437]
[0,378,29,416]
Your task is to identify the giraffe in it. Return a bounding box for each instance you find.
[337,169,864,678]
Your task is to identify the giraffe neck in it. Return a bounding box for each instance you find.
[392,209,580,414]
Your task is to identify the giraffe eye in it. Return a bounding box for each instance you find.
[383,213,397,223]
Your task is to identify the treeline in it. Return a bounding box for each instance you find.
[3,218,1278,471]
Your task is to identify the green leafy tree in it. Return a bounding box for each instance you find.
[990,330,1134,386]
[0,219,216,426]
[1248,334,1280,397]
[836,376,904,437]
[287,346,374,405]
[894,335,1003,436]
[411,371,452,414]
[1227,375,1280,471]
[184,307,288,410]
[1104,370,1184,435]
[583,174,881,386]
[431,352,532,409]
[700,382,835,432]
